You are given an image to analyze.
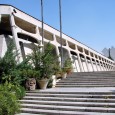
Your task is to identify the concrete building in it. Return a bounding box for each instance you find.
[0,4,115,72]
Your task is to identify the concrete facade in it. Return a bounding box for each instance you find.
[0,4,115,72]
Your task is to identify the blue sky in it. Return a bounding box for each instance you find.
[0,0,115,53]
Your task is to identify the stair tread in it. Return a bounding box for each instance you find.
[21,103,115,110]
[16,113,43,115]
[20,108,115,115]
[20,100,115,106]
[23,96,115,102]
[26,93,115,97]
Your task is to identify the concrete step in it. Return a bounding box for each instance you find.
[68,74,115,76]
[26,93,115,98]
[58,79,115,81]
[56,82,115,85]
[57,71,115,87]
[16,113,43,115]
[69,71,115,75]
[65,77,115,79]
[20,108,115,115]
[23,96,115,103]
[62,76,115,80]
[68,75,114,77]
[56,84,115,86]
[57,82,115,84]
[20,100,115,108]
[67,75,115,78]
[60,79,115,81]
[66,75,115,77]
[21,103,115,113]
[26,90,115,95]
[56,85,115,87]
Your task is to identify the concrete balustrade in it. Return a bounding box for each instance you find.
[0,4,115,72]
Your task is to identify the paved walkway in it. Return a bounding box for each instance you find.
[39,87,115,93]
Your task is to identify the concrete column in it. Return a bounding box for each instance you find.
[83,48,89,72]
[108,65,110,71]
[95,60,98,71]
[97,61,101,71]
[110,65,112,71]
[77,54,83,72]
[0,14,1,23]
[98,61,102,71]
[35,26,42,45]
[36,26,41,38]
[36,26,40,34]
[102,62,105,71]
[104,63,107,71]
[54,35,60,58]
[106,64,109,71]
[84,56,89,72]
[104,63,108,71]
[53,34,56,41]
[90,58,94,71]
[9,13,22,63]
[113,66,115,71]
[111,65,113,71]
[55,45,61,63]
[69,52,75,72]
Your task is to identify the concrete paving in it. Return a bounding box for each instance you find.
[38,87,115,93]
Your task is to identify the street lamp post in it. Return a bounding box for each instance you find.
[41,0,44,49]
[59,0,63,68]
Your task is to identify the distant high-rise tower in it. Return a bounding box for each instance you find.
[102,47,115,61]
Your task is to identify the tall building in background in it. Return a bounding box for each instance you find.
[102,47,115,61]
[0,4,115,72]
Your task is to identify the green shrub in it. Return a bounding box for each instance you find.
[47,78,53,88]
[63,58,73,71]
[0,41,32,85]
[0,42,17,78]
[11,85,26,99]
[28,42,59,80]
[0,83,22,115]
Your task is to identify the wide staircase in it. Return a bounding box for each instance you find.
[56,71,115,87]
[17,71,115,115]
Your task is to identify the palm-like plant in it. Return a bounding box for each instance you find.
[63,58,73,74]
[28,42,58,80]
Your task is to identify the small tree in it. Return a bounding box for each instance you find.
[28,42,59,79]
[0,41,32,85]
[63,58,73,74]
[0,41,18,83]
